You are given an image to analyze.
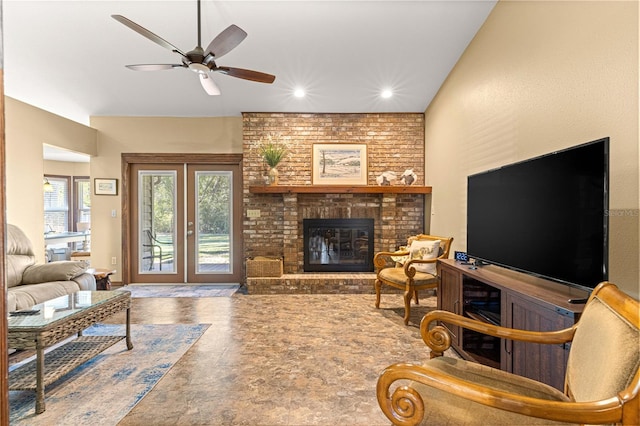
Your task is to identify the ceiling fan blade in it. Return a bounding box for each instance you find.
[112,14,187,58]
[126,64,184,71]
[217,67,276,84]
[199,73,221,96]
[204,24,248,59]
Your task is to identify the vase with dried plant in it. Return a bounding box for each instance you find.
[258,134,287,185]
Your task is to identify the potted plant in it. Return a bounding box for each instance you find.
[258,134,287,185]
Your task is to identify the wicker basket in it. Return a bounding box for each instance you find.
[246,256,283,277]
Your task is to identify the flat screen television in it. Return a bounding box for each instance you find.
[467,137,609,293]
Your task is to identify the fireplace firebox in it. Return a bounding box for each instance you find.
[303,218,374,272]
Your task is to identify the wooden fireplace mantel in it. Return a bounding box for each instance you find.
[249,185,432,194]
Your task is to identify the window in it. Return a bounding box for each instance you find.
[74,177,91,229]
[44,175,71,233]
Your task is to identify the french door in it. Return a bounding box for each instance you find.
[127,159,242,284]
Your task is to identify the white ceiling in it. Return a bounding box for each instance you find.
[43,144,91,163]
[5,0,497,162]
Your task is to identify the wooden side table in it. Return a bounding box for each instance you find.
[88,268,116,290]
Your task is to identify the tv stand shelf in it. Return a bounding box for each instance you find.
[438,259,590,391]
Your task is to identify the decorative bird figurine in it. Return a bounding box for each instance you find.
[400,169,417,185]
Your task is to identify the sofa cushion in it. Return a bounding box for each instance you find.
[7,292,17,312]
[72,272,98,292]
[6,224,37,287]
[9,281,85,311]
[6,255,36,288]
[7,224,36,256]
[22,261,89,284]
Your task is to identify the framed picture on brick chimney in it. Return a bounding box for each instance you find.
[312,144,367,185]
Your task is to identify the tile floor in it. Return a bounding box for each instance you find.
[18,290,456,425]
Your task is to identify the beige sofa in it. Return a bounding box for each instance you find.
[7,224,96,311]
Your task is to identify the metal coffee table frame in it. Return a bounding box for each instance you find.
[8,290,133,414]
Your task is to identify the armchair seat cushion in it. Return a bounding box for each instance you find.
[378,267,438,286]
[411,357,574,425]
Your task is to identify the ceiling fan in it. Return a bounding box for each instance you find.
[111,0,275,96]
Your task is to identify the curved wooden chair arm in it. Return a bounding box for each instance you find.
[420,310,577,357]
[374,250,409,269]
[402,254,446,278]
[404,255,440,267]
[377,362,632,426]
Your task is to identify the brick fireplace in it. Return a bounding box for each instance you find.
[242,112,428,294]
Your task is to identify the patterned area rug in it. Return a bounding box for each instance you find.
[123,284,239,298]
[9,323,209,425]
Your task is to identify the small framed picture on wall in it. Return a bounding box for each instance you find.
[94,178,118,195]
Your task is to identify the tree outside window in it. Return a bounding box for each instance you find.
[74,177,91,229]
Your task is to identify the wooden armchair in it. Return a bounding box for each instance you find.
[374,235,453,325]
[377,282,640,425]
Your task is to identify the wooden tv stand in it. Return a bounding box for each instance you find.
[437,259,590,391]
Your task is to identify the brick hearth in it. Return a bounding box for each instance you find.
[246,272,412,295]
[247,273,377,294]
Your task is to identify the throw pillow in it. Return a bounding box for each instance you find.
[22,260,89,284]
[390,245,409,265]
[408,239,441,275]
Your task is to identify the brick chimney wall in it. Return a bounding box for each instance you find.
[242,112,426,275]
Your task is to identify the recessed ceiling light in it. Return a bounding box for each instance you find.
[294,88,305,98]
[381,89,393,99]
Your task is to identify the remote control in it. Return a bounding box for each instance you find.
[10,309,40,316]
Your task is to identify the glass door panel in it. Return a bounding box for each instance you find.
[194,171,232,274]
[187,164,241,283]
[138,171,177,274]
[130,164,184,284]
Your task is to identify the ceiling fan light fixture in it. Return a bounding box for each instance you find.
[199,73,221,96]
[188,62,210,73]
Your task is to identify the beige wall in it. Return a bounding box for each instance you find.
[5,97,97,260]
[424,1,639,298]
[89,116,242,281]
[5,103,241,276]
[44,160,90,177]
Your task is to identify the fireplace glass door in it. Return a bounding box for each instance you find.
[303,218,374,272]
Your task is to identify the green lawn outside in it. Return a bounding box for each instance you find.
[154,233,230,262]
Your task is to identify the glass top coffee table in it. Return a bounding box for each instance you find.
[8,290,132,414]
